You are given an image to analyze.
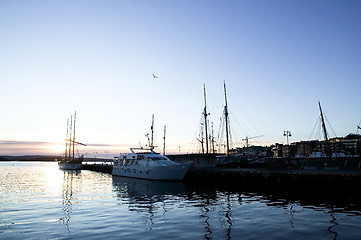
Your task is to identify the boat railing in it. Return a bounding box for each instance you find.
[130,147,157,154]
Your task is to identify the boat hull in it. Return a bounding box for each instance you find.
[112,164,190,181]
[58,162,82,170]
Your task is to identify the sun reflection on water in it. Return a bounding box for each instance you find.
[43,163,63,192]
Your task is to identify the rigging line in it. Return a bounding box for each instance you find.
[228,105,257,136]
[324,114,337,137]
[229,128,235,149]
[228,90,261,136]
[189,115,205,153]
[315,119,321,140]
[229,112,252,138]
[217,112,225,140]
[309,117,320,140]
[318,119,323,140]
[217,116,225,153]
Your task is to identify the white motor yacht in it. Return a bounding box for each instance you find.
[113,147,190,180]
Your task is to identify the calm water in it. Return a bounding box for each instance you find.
[1,162,360,239]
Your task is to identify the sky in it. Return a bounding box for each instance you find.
[1,0,360,157]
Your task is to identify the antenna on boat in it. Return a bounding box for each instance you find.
[150,114,154,150]
[223,80,230,156]
[163,125,166,155]
[203,84,209,154]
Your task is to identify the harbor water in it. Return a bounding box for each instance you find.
[1,161,361,239]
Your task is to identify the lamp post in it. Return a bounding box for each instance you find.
[283,131,292,145]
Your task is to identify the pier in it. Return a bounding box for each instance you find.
[81,157,361,196]
[82,159,113,173]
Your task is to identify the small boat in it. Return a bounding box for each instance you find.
[112,115,191,180]
[58,111,86,170]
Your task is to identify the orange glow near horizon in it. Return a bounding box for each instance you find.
[0,140,195,156]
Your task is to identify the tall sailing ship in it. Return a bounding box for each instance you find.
[58,111,86,170]
[169,81,248,170]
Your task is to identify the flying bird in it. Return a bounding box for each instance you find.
[152,74,158,78]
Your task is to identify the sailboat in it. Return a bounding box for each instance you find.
[58,111,86,170]
[193,81,247,167]
[168,82,247,170]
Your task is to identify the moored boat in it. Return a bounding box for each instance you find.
[58,111,86,170]
[58,159,83,170]
[112,115,191,180]
[113,147,190,180]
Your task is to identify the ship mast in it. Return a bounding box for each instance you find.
[318,101,331,159]
[223,80,230,155]
[203,84,209,154]
[68,115,73,159]
[65,118,69,160]
[163,125,166,155]
[211,122,215,153]
[72,111,76,160]
[198,125,205,154]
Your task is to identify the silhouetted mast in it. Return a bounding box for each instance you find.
[68,115,73,159]
[163,125,166,155]
[224,80,230,155]
[72,111,76,160]
[203,84,209,154]
[211,122,215,153]
[318,101,331,158]
[65,118,69,159]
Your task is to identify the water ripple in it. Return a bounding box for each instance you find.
[1,162,361,239]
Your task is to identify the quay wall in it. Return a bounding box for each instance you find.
[186,168,361,195]
[82,162,112,173]
[81,157,361,195]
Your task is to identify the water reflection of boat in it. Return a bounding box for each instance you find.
[112,176,187,202]
[60,170,81,231]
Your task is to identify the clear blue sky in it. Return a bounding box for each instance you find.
[1,0,360,156]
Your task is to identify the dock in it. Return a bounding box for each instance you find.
[186,167,361,195]
[81,155,361,194]
[82,160,113,173]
